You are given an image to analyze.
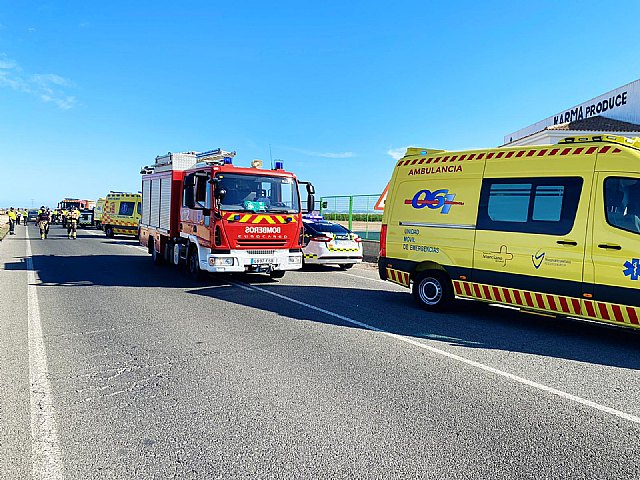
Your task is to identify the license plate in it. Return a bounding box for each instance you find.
[251,258,275,265]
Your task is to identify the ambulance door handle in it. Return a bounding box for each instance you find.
[598,243,622,250]
[556,240,577,246]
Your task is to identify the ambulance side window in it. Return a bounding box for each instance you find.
[478,177,582,235]
[604,177,640,234]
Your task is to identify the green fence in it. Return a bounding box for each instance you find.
[319,194,382,240]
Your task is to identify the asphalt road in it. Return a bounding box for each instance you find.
[1,222,640,479]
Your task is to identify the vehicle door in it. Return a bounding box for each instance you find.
[473,176,589,312]
[193,172,212,247]
[585,174,640,324]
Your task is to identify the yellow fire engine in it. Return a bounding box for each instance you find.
[380,135,640,330]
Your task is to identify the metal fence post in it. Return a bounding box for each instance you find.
[319,197,324,216]
[348,195,353,231]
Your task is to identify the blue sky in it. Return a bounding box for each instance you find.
[2,0,640,208]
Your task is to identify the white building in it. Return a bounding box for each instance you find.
[504,79,640,146]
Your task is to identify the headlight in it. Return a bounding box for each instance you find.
[209,257,235,266]
[289,256,301,263]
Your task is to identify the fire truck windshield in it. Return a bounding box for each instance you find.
[216,173,300,213]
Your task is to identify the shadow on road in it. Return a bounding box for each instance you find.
[189,277,640,371]
[6,239,640,370]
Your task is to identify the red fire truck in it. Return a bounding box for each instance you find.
[139,148,314,279]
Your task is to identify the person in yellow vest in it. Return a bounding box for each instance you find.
[7,207,16,235]
[67,207,80,239]
[22,209,28,225]
[16,209,22,225]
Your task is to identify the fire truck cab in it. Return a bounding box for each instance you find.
[139,148,314,280]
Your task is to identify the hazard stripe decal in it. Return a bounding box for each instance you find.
[386,267,410,288]
[452,280,640,329]
[395,143,622,168]
[225,213,296,224]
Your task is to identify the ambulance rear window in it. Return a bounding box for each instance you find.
[119,202,135,216]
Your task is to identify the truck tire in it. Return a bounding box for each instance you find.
[104,225,114,238]
[188,246,204,281]
[270,270,286,279]
[164,241,173,264]
[151,242,163,266]
[412,271,453,311]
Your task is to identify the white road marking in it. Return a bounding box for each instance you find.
[26,229,65,479]
[339,271,400,285]
[237,281,640,426]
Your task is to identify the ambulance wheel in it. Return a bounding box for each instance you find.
[104,225,114,238]
[188,247,204,281]
[412,271,452,311]
[339,264,353,270]
[270,270,286,279]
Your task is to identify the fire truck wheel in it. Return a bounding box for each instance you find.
[269,270,286,279]
[164,242,173,264]
[151,244,163,266]
[412,271,453,311]
[188,247,204,281]
[104,226,114,238]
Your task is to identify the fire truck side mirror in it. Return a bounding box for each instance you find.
[307,193,315,213]
[306,183,315,195]
[215,188,226,202]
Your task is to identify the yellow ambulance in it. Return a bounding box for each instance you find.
[380,135,640,330]
[101,192,141,238]
[94,197,106,229]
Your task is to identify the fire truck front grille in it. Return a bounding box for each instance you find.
[246,249,276,255]
[236,240,287,248]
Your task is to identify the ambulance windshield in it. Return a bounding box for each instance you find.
[216,173,300,213]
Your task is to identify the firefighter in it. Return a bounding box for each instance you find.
[16,209,22,225]
[66,207,80,239]
[22,209,28,225]
[7,207,16,235]
[37,208,51,239]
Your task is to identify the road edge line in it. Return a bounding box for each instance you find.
[26,229,64,479]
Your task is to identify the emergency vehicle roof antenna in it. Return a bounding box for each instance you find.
[269,144,273,170]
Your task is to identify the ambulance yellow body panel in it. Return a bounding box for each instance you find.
[379,135,640,329]
[94,197,106,229]
[101,192,141,237]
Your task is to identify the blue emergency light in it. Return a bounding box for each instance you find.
[224,157,233,164]
[275,161,284,170]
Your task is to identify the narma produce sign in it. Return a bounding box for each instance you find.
[505,79,640,144]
